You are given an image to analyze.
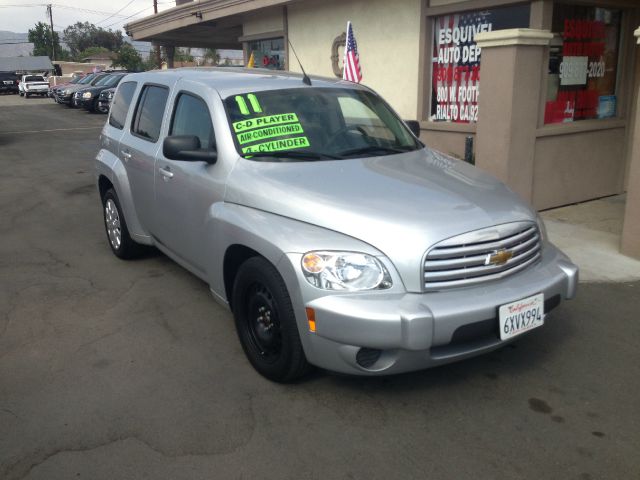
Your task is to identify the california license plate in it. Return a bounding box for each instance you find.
[499,293,544,340]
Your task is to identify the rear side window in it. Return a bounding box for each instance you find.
[170,93,215,149]
[109,81,137,130]
[131,85,169,143]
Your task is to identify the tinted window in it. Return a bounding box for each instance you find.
[78,74,95,84]
[94,74,114,86]
[25,76,45,82]
[131,85,169,142]
[90,75,109,86]
[108,81,137,130]
[170,93,215,149]
[103,75,123,88]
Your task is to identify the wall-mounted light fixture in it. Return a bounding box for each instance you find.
[191,11,203,20]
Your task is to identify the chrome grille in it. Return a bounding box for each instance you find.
[423,222,541,290]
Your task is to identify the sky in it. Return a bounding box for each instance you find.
[0,0,174,34]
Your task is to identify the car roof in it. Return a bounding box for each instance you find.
[121,67,366,98]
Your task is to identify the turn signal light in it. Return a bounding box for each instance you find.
[306,307,316,332]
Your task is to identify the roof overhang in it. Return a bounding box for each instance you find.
[125,0,294,48]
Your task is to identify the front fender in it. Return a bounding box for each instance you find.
[95,148,151,244]
[204,202,384,302]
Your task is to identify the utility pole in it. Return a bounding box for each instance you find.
[153,0,161,69]
[47,4,56,63]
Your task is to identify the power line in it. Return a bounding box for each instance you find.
[95,0,138,26]
[103,5,153,29]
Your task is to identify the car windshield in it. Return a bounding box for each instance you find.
[224,87,421,161]
[102,75,123,88]
[94,74,114,86]
[25,76,44,82]
[79,74,95,84]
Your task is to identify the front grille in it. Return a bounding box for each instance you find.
[423,222,541,290]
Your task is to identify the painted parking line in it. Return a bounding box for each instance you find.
[0,126,103,135]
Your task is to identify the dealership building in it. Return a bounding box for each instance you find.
[127,0,640,258]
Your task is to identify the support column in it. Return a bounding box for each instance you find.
[621,28,640,259]
[474,29,553,204]
[166,45,175,69]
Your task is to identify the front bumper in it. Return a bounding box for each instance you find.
[55,92,72,104]
[284,243,578,375]
[79,96,96,109]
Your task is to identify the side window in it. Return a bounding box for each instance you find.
[170,93,215,150]
[131,85,169,143]
[109,81,137,130]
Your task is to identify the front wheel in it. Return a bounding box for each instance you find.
[102,188,144,259]
[232,257,311,383]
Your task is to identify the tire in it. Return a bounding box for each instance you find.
[24,93,29,98]
[232,257,311,383]
[102,188,144,259]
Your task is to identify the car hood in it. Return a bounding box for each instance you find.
[225,147,536,291]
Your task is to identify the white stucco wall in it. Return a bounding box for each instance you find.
[286,0,422,119]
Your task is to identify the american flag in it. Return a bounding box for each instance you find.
[343,21,362,83]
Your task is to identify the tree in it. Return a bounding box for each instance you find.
[112,43,145,72]
[203,48,220,66]
[28,21,70,60]
[63,22,123,60]
[174,47,193,63]
[77,46,110,61]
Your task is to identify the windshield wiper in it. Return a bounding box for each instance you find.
[337,145,415,158]
[242,150,343,161]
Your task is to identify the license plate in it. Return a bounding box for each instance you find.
[499,293,544,340]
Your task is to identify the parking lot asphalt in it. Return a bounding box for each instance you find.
[0,96,639,480]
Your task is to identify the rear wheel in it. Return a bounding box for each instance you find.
[232,257,311,383]
[102,188,144,259]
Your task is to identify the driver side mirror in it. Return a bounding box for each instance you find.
[163,135,217,164]
[405,120,421,138]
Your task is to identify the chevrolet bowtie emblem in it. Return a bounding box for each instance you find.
[486,249,514,266]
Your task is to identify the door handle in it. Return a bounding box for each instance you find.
[158,167,174,179]
[121,150,132,161]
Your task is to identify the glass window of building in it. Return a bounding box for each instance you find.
[429,5,530,124]
[544,5,621,124]
[247,38,286,70]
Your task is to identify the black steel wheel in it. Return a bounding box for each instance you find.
[232,257,310,383]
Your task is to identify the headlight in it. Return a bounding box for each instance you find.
[536,215,547,243]
[82,92,92,99]
[301,251,392,291]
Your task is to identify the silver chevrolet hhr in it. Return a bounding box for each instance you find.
[95,68,578,382]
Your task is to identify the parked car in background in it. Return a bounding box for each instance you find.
[18,74,49,97]
[0,71,19,94]
[97,86,116,113]
[77,73,127,112]
[53,72,101,105]
[95,69,578,382]
[48,74,85,98]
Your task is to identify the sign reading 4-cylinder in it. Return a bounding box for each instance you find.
[499,293,544,341]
